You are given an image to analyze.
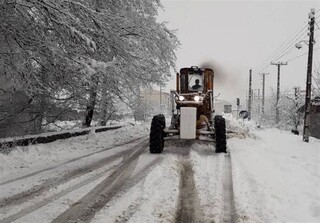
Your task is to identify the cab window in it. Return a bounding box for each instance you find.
[188,73,203,91]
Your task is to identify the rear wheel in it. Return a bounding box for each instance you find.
[149,114,166,153]
[214,115,227,153]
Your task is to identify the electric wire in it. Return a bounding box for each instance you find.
[260,9,320,68]
[255,30,309,74]
[272,32,309,62]
[286,46,320,62]
[253,23,308,71]
[253,22,308,67]
[253,22,309,74]
[249,9,320,98]
[244,10,319,96]
[254,10,320,75]
[274,47,296,61]
[255,22,307,72]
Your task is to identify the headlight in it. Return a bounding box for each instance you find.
[179,96,185,101]
[194,96,200,102]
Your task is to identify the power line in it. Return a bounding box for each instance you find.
[255,30,309,74]
[286,47,320,62]
[273,29,308,56]
[253,23,308,71]
[253,21,308,73]
[255,33,309,74]
[274,46,296,61]
[254,8,320,72]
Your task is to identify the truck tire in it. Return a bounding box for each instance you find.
[149,114,165,153]
[214,115,227,153]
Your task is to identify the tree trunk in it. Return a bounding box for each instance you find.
[99,76,109,126]
[83,79,98,127]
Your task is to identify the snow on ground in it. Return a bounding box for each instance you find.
[91,154,180,223]
[190,143,225,222]
[43,120,83,132]
[12,175,107,223]
[0,123,149,183]
[1,159,121,222]
[229,128,320,223]
[91,141,225,223]
[223,114,257,139]
[43,119,123,132]
[1,116,319,223]
[0,123,152,223]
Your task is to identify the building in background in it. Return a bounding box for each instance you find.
[134,89,171,121]
[298,97,320,139]
[309,97,320,139]
[214,99,232,115]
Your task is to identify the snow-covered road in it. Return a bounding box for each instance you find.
[0,123,319,223]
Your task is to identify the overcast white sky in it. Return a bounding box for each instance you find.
[158,0,320,104]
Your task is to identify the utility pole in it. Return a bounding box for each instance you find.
[303,8,315,142]
[160,85,162,111]
[294,87,300,103]
[271,61,287,124]
[236,98,240,118]
[248,69,252,120]
[257,89,261,116]
[260,73,269,115]
[252,89,261,118]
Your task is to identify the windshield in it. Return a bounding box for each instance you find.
[188,73,203,91]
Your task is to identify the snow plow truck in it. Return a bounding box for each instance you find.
[149,66,227,153]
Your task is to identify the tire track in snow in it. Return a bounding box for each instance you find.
[51,140,155,223]
[0,148,127,208]
[97,157,163,223]
[175,158,204,223]
[0,165,112,223]
[0,140,148,223]
[222,153,236,223]
[0,136,145,186]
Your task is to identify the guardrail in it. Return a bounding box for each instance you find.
[0,124,125,154]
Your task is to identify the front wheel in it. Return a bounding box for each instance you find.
[149,114,165,153]
[214,115,227,153]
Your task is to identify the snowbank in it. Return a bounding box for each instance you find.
[223,114,259,139]
[229,128,320,223]
[0,123,150,182]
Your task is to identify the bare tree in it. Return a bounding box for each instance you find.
[313,63,320,97]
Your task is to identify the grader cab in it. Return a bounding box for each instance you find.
[149,66,227,153]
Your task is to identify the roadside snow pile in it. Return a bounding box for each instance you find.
[223,114,257,138]
[43,120,83,131]
[229,128,320,223]
[0,123,149,182]
[107,123,150,143]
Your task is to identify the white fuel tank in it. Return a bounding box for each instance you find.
[180,107,196,139]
